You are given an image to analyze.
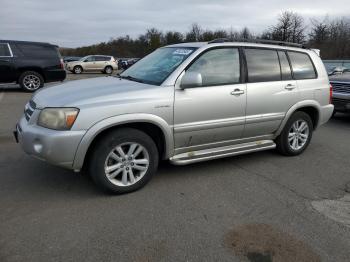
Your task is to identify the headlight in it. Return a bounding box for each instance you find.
[38,108,79,130]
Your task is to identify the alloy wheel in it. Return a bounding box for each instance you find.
[23,75,41,90]
[104,142,150,187]
[288,120,309,151]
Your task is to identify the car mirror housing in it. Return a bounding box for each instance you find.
[180,72,203,89]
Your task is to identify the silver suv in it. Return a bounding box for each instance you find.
[15,40,334,194]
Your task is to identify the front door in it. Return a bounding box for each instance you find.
[174,47,246,152]
[82,56,96,71]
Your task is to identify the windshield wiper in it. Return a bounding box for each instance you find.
[118,75,145,83]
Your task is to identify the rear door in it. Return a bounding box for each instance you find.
[0,43,15,82]
[242,48,299,138]
[95,56,110,70]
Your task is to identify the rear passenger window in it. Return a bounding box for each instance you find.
[187,48,240,86]
[278,51,292,80]
[16,44,57,58]
[288,51,317,79]
[0,43,11,57]
[245,48,281,82]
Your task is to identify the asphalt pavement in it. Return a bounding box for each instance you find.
[0,74,350,262]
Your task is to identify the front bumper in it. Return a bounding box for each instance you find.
[332,93,350,112]
[15,116,86,169]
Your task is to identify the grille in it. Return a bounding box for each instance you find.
[331,81,350,94]
[24,100,36,121]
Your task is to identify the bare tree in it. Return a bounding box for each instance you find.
[267,11,306,43]
[186,23,202,42]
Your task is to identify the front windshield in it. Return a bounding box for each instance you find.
[120,47,197,85]
[79,56,88,61]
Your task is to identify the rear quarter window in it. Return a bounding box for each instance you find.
[16,43,59,59]
[288,51,317,80]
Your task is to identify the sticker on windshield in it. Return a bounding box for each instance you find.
[173,49,193,55]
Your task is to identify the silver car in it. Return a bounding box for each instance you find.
[15,40,334,194]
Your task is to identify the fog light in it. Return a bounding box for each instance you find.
[33,143,43,153]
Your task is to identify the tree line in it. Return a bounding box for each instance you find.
[61,11,350,59]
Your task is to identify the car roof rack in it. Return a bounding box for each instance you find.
[208,38,306,48]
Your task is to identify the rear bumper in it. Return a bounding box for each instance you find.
[44,69,66,83]
[15,116,86,169]
[319,104,334,126]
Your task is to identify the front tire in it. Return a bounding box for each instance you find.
[19,71,44,92]
[73,66,83,74]
[89,128,159,194]
[276,111,313,156]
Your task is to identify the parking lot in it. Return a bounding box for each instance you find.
[1,75,350,262]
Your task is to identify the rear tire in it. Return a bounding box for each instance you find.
[104,66,113,74]
[89,128,159,194]
[275,111,313,156]
[19,71,44,92]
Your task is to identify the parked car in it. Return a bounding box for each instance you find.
[329,72,350,115]
[118,58,140,70]
[66,55,118,74]
[118,59,128,70]
[63,56,81,63]
[15,39,334,194]
[0,40,66,92]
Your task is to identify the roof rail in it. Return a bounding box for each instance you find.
[208,38,305,48]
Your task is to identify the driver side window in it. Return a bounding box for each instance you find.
[187,48,240,86]
[84,56,95,62]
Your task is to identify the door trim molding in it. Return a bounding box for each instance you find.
[174,116,245,133]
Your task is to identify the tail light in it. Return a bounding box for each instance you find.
[60,58,64,69]
[329,84,333,104]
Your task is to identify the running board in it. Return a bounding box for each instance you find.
[170,140,276,165]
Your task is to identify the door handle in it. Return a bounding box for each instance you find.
[231,89,245,96]
[285,84,296,90]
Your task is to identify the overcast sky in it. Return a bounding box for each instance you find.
[1,0,349,47]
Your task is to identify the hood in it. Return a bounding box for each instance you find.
[32,76,160,108]
[329,72,350,83]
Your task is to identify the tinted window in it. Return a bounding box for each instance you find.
[0,43,11,56]
[95,56,110,61]
[187,48,240,86]
[278,51,292,80]
[245,48,281,82]
[288,51,317,79]
[16,43,57,58]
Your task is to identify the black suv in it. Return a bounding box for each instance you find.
[0,40,66,92]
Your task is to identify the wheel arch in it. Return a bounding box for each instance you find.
[17,67,45,81]
[276,101,321,136]
[72,114,173,171]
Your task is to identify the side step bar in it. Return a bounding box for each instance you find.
[170,140,276,165]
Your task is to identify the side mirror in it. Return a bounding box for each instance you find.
[180,72,202,89]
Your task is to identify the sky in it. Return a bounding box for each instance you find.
[1,0,349,48]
